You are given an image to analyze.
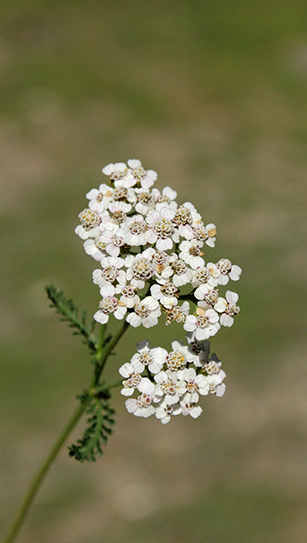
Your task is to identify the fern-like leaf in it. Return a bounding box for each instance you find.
[45,284,97,354]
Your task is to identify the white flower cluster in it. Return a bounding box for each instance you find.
[75,159,242,334]
[119,336,226,423]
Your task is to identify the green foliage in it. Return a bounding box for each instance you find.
[45,284,97,355]
[68,389,116,462]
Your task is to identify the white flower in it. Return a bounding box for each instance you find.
[161,254,193,287]
[150,280,179,309]
[216,259,242,285]
[173,202,202,238]
[119,360,144,396]
[164,301,190,325]
[146,207,179,251]
[154,370,186,405]
[194,285,219,307]
[211,382,226,397]
[102,162,134,187]
[214,290,240,327]
[179,239,205,269]
[202,357,226,383]
[153,186,178,211]
[166,341,190,371]
[184,303,220,341]
[86,184,114,213]
[98,227,125,257]
[134,188,157,215]
[127,159,157,189]
[92,256,125,288]
[75,209,101,240]
[123,215,150,246]
[126,296,161,328]
[177,367,209,403]
[194,223,217,248]
[83,237,107,261]
[155,399,181,424]
[191,265,217,288]
[125,249,156,289]
[125,378,158,418]
[180,397,202,419]
[130,340,167,374]
[205,262,221,284]
[108,199,132,214]
[93,284,127,324]
[115,277,140,308]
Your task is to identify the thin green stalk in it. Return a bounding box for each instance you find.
[4,319,130,543]
[93,319,130,385]
[3,400,87,543]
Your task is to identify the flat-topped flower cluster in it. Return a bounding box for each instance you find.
[75,159,242,338]
[120,335,226,423]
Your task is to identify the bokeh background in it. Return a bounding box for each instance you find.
[1,1,307,542]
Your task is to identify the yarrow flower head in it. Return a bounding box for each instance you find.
[119,332,227,423]
[75,159,242,422]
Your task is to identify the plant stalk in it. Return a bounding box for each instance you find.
[3,400,87,543]
[3,319,130,543]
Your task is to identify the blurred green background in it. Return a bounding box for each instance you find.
[1,1,307,541]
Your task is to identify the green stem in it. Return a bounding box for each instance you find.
[93,319,130,385]
[4,319,130,543]
[3,400,88,543]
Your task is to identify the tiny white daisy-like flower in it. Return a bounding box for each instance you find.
[214,290,240,327]
[184,303,220,341]
[216,259,242,285]
[125,378,158,418]
[210,382,226,397]
[180,397,203,419]
[86,184,114,213]
[127,159,157,189]
[207,375,226,396]
[115,277,140,308]
[162,254,193,287]
[155,399,182,424]
[119,360,144,396]
[154,370,186,405]
[166,340,190,371]
[191,265,217,289]
[83,236,107,261]
[93,284,127,324]
[123,215,150,246]
[164,301,190,325]
[153,186,178,211]
[75,209,101,240]
[102,162,132,186]
[98,227,125,257]
[126,296,161,328]
[134,188,157,215]
[92,256,125,288]
[130,340,168,374]
[194,285,219,307]
[146,207,179,251]
[178,367,209,403]
[152,251,170,276]
[125,249,155,288]
[179,239,205,269]
[194,223,217,248]
[202,358,226,384]
[108,199,132,215]
[150,280,179,309]
[173,202,202,239]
